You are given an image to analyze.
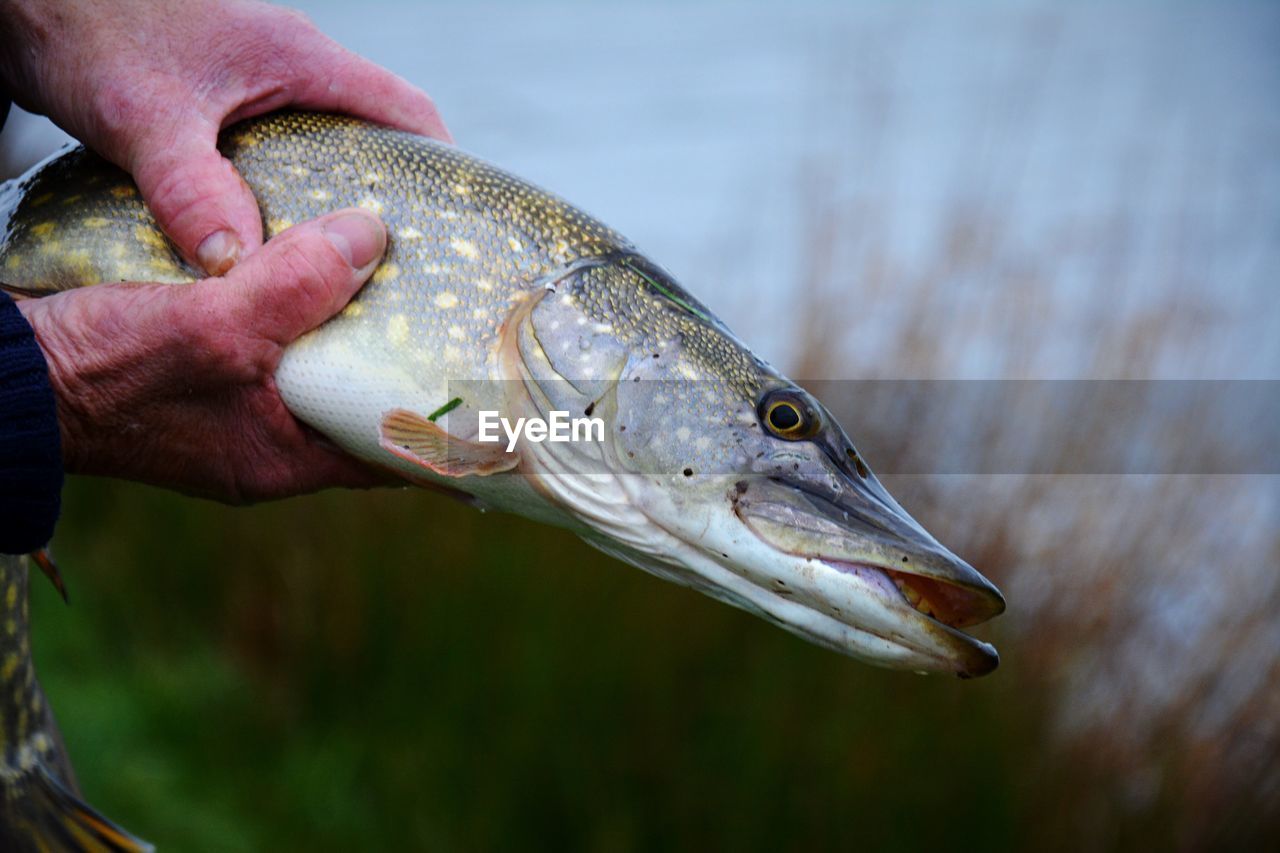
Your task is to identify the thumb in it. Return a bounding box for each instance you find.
[209,208,386,345]
[129,127,264,275]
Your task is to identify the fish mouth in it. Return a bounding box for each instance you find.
[731,477,1005,677]
[765,550,1002,678]
[814,558,1001,677]
[864,562,1000,630]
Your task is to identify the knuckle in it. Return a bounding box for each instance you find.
[273,5,317,32]
[87,81,166,161]
[144,162,201,217]
[273,232,347,297]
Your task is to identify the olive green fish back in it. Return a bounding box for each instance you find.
[0,112,634,297]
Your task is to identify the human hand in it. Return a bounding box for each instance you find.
[16,209,395,503]
[0,0,449,274]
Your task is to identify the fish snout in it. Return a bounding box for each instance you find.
[730,474,1005,676]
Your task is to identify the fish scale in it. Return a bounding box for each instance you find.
[1,113,758,482]
[0,109,1005,847]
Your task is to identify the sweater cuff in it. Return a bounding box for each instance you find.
[0,293,63,553]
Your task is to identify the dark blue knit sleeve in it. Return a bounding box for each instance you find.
[0,293,63,554]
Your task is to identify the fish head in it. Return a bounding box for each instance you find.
[503,256,1005,677]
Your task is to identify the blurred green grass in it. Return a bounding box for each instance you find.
[36,477,1043,852]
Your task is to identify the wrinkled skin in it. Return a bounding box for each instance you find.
[0,0,449,272]
[16,210,395,502]
[0,0,450,501]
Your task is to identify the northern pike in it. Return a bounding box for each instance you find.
[0,111,1005,846]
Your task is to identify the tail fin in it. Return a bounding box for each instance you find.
[0,765,153,852]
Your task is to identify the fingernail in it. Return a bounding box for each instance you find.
[196,229,241,275]
[324,211,385,271]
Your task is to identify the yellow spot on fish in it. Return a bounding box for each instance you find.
[398,226,423,241]
[359,196,385,215]
[110,185,137,199]
[133,224,168,249]
[289,165,309,177]
[1,654,18,680]
[30,192,53,207]
[449,237,478,260]
[4,618,14,636]
[83,216,109,229]
[340,302,364,318]
[61,194,82,206]
[309,188,332,201]
[364,172,382,186]
[372,263,401,284]
[267,217,294,233]
[5,582,15,609]
[507,236,524,253]
[448,325,466,341]
[475,278,494,292]
[434,291,459,309]
[453,182,470,196]
[387,314,410,345]
[30,222,54,238]
[5,256,20,270]
[33,732,49,753]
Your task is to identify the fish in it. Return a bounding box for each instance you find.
[0,554,151,851]
[0,111,1004,843]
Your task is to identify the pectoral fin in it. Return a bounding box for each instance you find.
[379,408,517,478]
[31,548,68,603]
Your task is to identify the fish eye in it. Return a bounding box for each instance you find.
[758,389,821,440]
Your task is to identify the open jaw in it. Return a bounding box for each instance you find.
[810,556,1002,677]
[718,473,1007,677]
[730,503,1003,676]
[865,562,999,630]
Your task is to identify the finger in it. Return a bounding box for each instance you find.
[210,208,386,345]
[322,57,452,142]
[128,123,264,275]
[274,37,452,142]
